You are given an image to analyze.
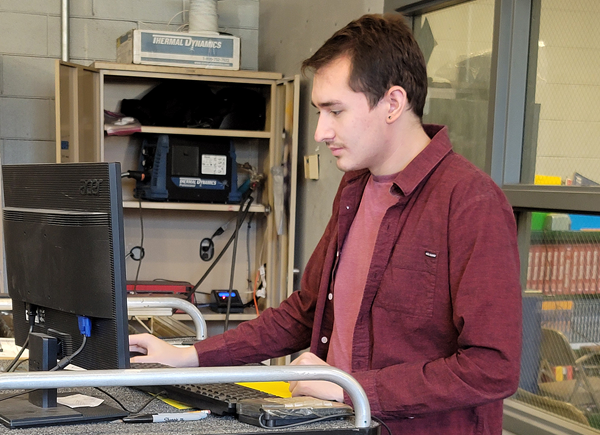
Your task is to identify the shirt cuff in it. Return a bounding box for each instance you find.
[193,334,233,366]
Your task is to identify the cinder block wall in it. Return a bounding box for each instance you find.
[0,0,258,292]
[0,0,258,165]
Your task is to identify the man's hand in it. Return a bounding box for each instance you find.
[129,333,199,367]
[288,352,344,402]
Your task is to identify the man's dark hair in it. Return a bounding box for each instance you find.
[302,14,428,118]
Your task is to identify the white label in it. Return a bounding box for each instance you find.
[202,154,227,175]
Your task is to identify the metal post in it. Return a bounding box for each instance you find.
[61,0,69,62]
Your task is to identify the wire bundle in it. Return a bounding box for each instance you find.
[189,0,218,34]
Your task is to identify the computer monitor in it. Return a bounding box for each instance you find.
[0,162,130,428]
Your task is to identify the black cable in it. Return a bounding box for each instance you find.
[246,214,255,299]
[188,193,254,300]
[10,358,29,372]
[224,197,249,331]
[93,386,167,415]
[131,390,168,414]
[95,387,166,414]
[131,199,145,293]
[371,415,392,435]
[94,387,129,411]
[51,335,87,371]
[0,390,35,403]
[258,412,354,429]
[6,307,36,373]
[223,191,255,330]
[5,331,31,373]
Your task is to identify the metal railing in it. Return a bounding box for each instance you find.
[0,365,371,428]
[127,297,207,340]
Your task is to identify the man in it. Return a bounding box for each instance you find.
[130,13,522,434]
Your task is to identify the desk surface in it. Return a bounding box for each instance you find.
[0,386,378,435]
[0,335,378,435]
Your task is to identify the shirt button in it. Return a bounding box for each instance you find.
[346,206,350,209]
[328,293,333,300]
[321,336,328,344]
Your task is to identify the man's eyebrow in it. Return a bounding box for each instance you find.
[311,100,342,109]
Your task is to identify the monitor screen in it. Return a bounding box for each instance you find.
[1,162,130,427]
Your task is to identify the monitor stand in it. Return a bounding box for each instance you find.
[0,333,127,429]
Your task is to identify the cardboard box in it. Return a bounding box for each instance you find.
[117,29,240,70]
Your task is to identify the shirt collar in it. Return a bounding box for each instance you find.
[391,124,452,196]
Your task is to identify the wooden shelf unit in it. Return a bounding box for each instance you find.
[55,61,299,323]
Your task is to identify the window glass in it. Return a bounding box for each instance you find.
[414,0,495,170]
[519,210,600,430]
[522,0,600,186]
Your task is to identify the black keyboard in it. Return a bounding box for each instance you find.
[130,363,278,415]
[140,382,278,415]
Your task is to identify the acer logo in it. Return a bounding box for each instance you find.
[80,179,103,195]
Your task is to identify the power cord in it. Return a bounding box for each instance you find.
[223,193,255,331]
[93,387,167,414]
[258,412,354,429]
[371,415,392,435]
[50,335,87,371]
[246,214,262,316]
[199,215,237,262]
[5,331,31,373]
[8,358,29,372]
[121,173,146,293]
[255,412,389,434]
[50,316,91,371]
[126,199,145,294]
[0,390,34,403]
[187,191,255,302]
[5,305,36,373]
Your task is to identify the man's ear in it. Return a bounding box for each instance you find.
[385,86,408,123]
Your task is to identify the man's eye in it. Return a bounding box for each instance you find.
[331,111,341,116]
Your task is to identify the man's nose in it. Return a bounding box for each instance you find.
[314,115,334,143]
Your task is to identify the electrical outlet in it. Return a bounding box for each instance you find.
[304,155,319,180]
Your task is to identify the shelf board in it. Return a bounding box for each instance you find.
[122,201,267,213]
[93,61,283,81]
[138,126,271,139]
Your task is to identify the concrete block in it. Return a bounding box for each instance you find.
[218,0,259,30]
[48,15,61,58]
[1,139,56,164]
[69,0,93,17]
[0,0,60,14]
[222,28,257,70]
[0,97,54,141]
[89,0,183,24]
[2,56,55,98]
[69,17,138,62]
[0,12,48,56]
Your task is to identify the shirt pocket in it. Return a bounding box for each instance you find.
[375,245,438,319]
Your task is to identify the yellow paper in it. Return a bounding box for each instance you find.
[237,381,292,398]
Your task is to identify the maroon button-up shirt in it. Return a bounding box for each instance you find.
[194,125,522,434]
